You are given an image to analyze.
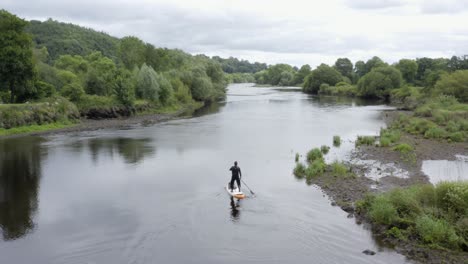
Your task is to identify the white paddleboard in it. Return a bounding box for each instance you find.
[225,183,246,199]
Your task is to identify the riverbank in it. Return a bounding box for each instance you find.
[302,109,467,264]
[0,102,204,138]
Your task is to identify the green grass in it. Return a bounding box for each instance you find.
[355,136,376,147]
[331,160,348,177]
[293,162,306,179]
[392,143,414,154]
[333,135,341,147]
[0,121,77,136]
[306,148,323,163]
[358,182,468,251]
[320,145,330,154]
[305,158,326,179]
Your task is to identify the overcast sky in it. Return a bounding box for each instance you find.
[3,0,468,67]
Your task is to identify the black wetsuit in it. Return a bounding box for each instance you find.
[229,165,241,191]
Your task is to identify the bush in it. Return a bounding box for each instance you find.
[60,82,85,102]
[331,161,348,177]
[392,143,413,154]
[306,148,323,163]
[434,70,468,103]
[380,128,400,146]
[303,64,343,94]
[435,181,468,217]
[295,153,299,162]
[333,135,341,147]
[448,132,465,142]
[380,137,391,147]
[357,66,402,99]
[320,145,330,154]
[369,196,398,225]
[356,136,375,146]
[415,215,460,249]
[305,159,326,179]
[424,127,446,139]
[293,162,306,179]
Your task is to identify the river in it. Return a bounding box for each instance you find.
[0,83,411,264]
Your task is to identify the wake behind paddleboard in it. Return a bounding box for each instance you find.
[225,183,246,199]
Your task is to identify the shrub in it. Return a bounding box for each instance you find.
[369,196,398,225]
[380,137,391,147]
[356,136,375,146]
[415,215,460,249]
[331,161,348,177]
[435,181,468,217]
[424,127,446,139]
[295,153,299,162]
[392,143,413,154]
[405,118,437,135]
[434,70,468,103]
[357,66,402,99]
[305,159,326,179]
[293,162,306,179]
[320,145,330,154]
[333,135,341,147]
[306,148,323,163]
[448,132,465,142]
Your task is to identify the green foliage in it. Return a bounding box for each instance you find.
[34,81,56,99]
[333,135,341,147]
[212,56,267,74]
[306,148,323,163]
[424,127,446,139]
[415,215,460,249]
[357,66,402,99]
[228,73,256,83]
[261,64,295,86]
[305,158,326,179]
[334,58,353,79]
[119,36,146,69]
[293,162,306,179]
[27,19,119,61]
[355,136,376,146]
[390,86,423,110]
[295,153,299,162]
[434,70,468,102]
[0,96,79,129]
[0,10,36,103]
[320,145,330,154]
[60,82,85,102]
[369,196,398,225]
[0,120,76,136]
[113,69,135,106]
[392,143,413,154]
[84,52,117,96]
[292,64,311,85]
[379,128,400,147]
[331,161,348,177]
[303,64,343,94]
[358,182,468,251]
[396,59,418,84]
[318,83,358,97]
[135,63,160,101]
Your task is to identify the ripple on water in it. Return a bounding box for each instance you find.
[422,155,468,184]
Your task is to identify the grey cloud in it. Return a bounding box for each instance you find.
[344,0,406,9]
[420,0,468,14]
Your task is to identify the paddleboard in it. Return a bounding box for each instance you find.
[225,183,246,199]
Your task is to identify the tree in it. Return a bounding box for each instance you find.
[365,56,386,73]
[279,71,294,86]
[434,70,468,102]
[354,60,367,78]
[334,58,353,79]
[113,69,135,106]
[135,63,159,101]
[265,64,295,85]
[0,10,36,103]
[303,64,343,94]
[293,64,311,85]
[396,59,418,84]
[84,52,117,96]
[119,36,146,69]
[357,66,402,99]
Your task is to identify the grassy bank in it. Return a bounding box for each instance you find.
[0,97,79,129]
[0,121,77,136]
[356,182,468,252]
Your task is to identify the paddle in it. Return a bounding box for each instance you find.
[241,179,255,195]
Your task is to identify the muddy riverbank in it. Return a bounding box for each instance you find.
[307,110,468,264]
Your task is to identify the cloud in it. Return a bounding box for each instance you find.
[420,0,468,14]
[344,0,406,9]
[2,0,468,67]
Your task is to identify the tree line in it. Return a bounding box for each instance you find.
[0,10,227,106]
[253,55,468,103]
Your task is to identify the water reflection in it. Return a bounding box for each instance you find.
[86,138,155,164]
[229,197,241,222]
[193,101,226,117]
[0,137,45,240]
[313,95,383,107]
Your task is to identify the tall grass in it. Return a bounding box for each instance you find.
[333,135,341,147]
[358,182,468,251]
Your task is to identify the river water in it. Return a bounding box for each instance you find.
[0,84,411,264]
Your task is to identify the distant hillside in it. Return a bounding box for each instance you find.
[27,19,119,62]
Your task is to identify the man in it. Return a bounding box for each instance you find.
[229,161,242,192]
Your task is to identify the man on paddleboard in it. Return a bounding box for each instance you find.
[229,161,242,192]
